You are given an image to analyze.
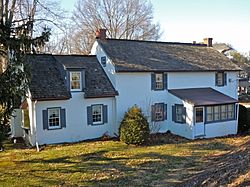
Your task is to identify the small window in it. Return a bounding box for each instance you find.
[155,73,163,90]
[92,105,103,125]
[48,108,60,129]
[216,72,227,86]
[70,71,82,91]
[195,107,203,123]
[101,56,106,67]
[87,105,108,125]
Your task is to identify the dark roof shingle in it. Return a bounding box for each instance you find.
[28,54,71,101]
[28,54,117,101]
[54,55,118,98]
[169,87,238,106]
[98,39,240,72]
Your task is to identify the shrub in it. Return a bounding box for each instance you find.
[238,104,250,133]
[119,105,150,145]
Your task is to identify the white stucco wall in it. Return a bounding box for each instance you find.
[31,93,116,145]
[115,72,238,139]
[115,73,168,132]
[91,41,116,87]
[164,92,194,139]
[168,71,238,99]
[204,120,238,138]
[10,109,23,138]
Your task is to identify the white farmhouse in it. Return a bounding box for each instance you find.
[11,30,240,145]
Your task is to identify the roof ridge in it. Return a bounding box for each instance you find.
[104,38,207,47]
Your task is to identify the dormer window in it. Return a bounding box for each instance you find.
[70,71,82,91]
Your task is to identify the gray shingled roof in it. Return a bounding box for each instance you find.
[169,88,238,106]
[54,55,118,98]
[28,54,117,101]
[28,54,71,101]
[97,39,240,72]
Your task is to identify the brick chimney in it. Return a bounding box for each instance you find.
[203,38,213,47]
[96,29,107,40]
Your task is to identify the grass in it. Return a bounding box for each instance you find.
[0,134,249,186]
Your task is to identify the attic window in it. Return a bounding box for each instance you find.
[101,56,106,67]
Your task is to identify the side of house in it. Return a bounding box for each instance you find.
[19,54,118,146]
[91,33,240,139]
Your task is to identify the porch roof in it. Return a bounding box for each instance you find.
[169,88,238,106]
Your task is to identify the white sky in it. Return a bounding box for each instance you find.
[60,0,250,54]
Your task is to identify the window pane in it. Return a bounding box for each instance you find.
[216,72,224,86]
[155,74,163,89]
[92,105,103,124]
[214,106,220,121]
[176,106,183,122]
[228,104,234,119]
[71,72,81,90]
[195,107,203,123]
[154,104,164,121]
[48,108,60,128]
[220,105,227,120]
[206,106,213,122]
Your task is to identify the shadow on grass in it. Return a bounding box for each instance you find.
[189,140,235,151]
[179,139,250,187]
[15,148,204,186]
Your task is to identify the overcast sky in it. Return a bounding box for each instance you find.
[61,0,250,54]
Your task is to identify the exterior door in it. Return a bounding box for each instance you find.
[194,107,205,136]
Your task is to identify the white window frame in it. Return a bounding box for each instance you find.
[92,105,103,125]
[70,71,82,91]
[155,73,164,90]
[154,103,164,121]
[48,108,61,129]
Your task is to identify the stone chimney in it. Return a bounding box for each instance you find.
[203,38,213,47]
[96,29,107,40]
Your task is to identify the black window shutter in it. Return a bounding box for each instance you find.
[81,70,85,91]
[103,105,108,124]
[87,106,93,125]
[224,73,227,86]
[182,107,186,123]
[60,108,66,128]
[151,73,156,90]
[42,110,48,130]
[172,106,176,122]
[235,104,238,120]
[215,72,218,86]
[151,105,155,121]
[164,104,167,120]
[164,73,168,90]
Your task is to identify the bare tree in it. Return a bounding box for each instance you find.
[63,0,161,54]
[0,0,65,146]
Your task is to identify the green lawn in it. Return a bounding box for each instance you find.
[0,134,249,186]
